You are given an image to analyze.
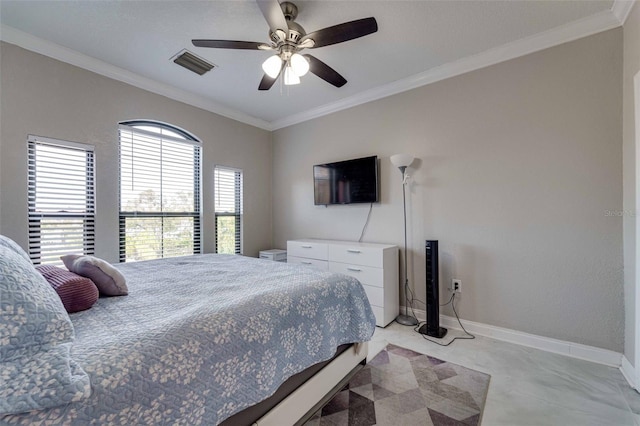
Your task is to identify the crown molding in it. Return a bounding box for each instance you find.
[612,0,636,25]
[0,25,272,131]
[621,355,637,389]
[1,2,627,134]
[271,9,621,130]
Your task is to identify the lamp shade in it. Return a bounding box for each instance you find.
[390,154,414,169]
[262,55,283,78]
[284,65,300,85]
[290,53,309,77]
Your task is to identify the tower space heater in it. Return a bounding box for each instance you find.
[418,240,448,338]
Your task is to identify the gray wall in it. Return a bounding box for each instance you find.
[272,29,624,352]
[623,3,640,366]
[0,42,273,262]
[0,24,628,353]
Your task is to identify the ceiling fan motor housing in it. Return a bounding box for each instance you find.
[269,2,305,45]
[285,21,305,43]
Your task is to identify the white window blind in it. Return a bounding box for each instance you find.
[119,123,201,262]
[214,166,243,255]
[28,136,95,265]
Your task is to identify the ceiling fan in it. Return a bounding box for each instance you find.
[192,0,378,90]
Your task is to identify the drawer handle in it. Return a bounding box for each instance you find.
[301,261,312,265]
[347,267,362,272]
[301,245,313,249]
[347,249,361,254]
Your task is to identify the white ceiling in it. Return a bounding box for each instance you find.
[0,0,631,130]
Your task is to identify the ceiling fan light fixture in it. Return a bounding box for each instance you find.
[284,65,300,85]
[194,1,378,90]
[290,53,309,77]
[262,55,283,78]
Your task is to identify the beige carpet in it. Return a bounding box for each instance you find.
[306,344,491,425]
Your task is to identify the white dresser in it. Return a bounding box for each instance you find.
[287,239,399,327]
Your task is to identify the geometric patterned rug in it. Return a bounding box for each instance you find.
[305,344,491,426]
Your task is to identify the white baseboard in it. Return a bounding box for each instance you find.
[406,306,623,368]
[621,355,637,390]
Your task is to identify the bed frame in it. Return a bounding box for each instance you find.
[255,342,368,426]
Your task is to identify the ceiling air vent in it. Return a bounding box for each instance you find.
[172,49,215,75]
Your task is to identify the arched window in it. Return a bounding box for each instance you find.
[119,120,201,262]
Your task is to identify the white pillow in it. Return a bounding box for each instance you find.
[61,255,128,296]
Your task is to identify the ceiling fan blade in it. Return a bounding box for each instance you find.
[302,17,378,48]
[304,54,347,88]
[256,0,289,34]
[192,40,266,50]
[258,74,277,91]
[258,63,285,91]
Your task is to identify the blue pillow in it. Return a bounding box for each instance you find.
[0,246,90,415]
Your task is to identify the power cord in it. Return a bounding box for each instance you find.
[403,280,453,320]
[402,275,420,322]
[413,293,475,346]
[402,290,451,323]
[358,203,374,242]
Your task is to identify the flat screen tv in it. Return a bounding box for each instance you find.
[314,156,379,205]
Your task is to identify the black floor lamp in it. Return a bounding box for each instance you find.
[391,154,418,326]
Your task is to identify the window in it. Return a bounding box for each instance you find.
[28,136,95,265]
[119,121,201,262]
[214,166,243,254]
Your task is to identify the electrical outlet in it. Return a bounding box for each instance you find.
[452,279,462,293]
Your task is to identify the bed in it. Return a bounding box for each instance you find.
[1,251,377,425]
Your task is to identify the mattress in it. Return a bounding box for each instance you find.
[220,343,353,425]
[3,254,376,425]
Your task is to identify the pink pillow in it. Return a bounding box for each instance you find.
[60,255,128,296]
[35,265,99,313]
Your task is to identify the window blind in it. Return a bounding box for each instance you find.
[119,123,201,262]
[28,136,95,265]
[214,166,243,255]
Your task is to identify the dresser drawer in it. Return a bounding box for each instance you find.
[328,262,384,288]
[287,241,329,261]
[370,305,384,327]
[328,245,383,268]
[288,256,329,270]
[360,283,384,307]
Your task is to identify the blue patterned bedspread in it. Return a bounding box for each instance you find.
[3,254,376,425]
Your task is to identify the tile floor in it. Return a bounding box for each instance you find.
[369,322,640,426]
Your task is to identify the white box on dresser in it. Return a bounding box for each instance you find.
[259,249,287,262]
[287,239,399,327]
